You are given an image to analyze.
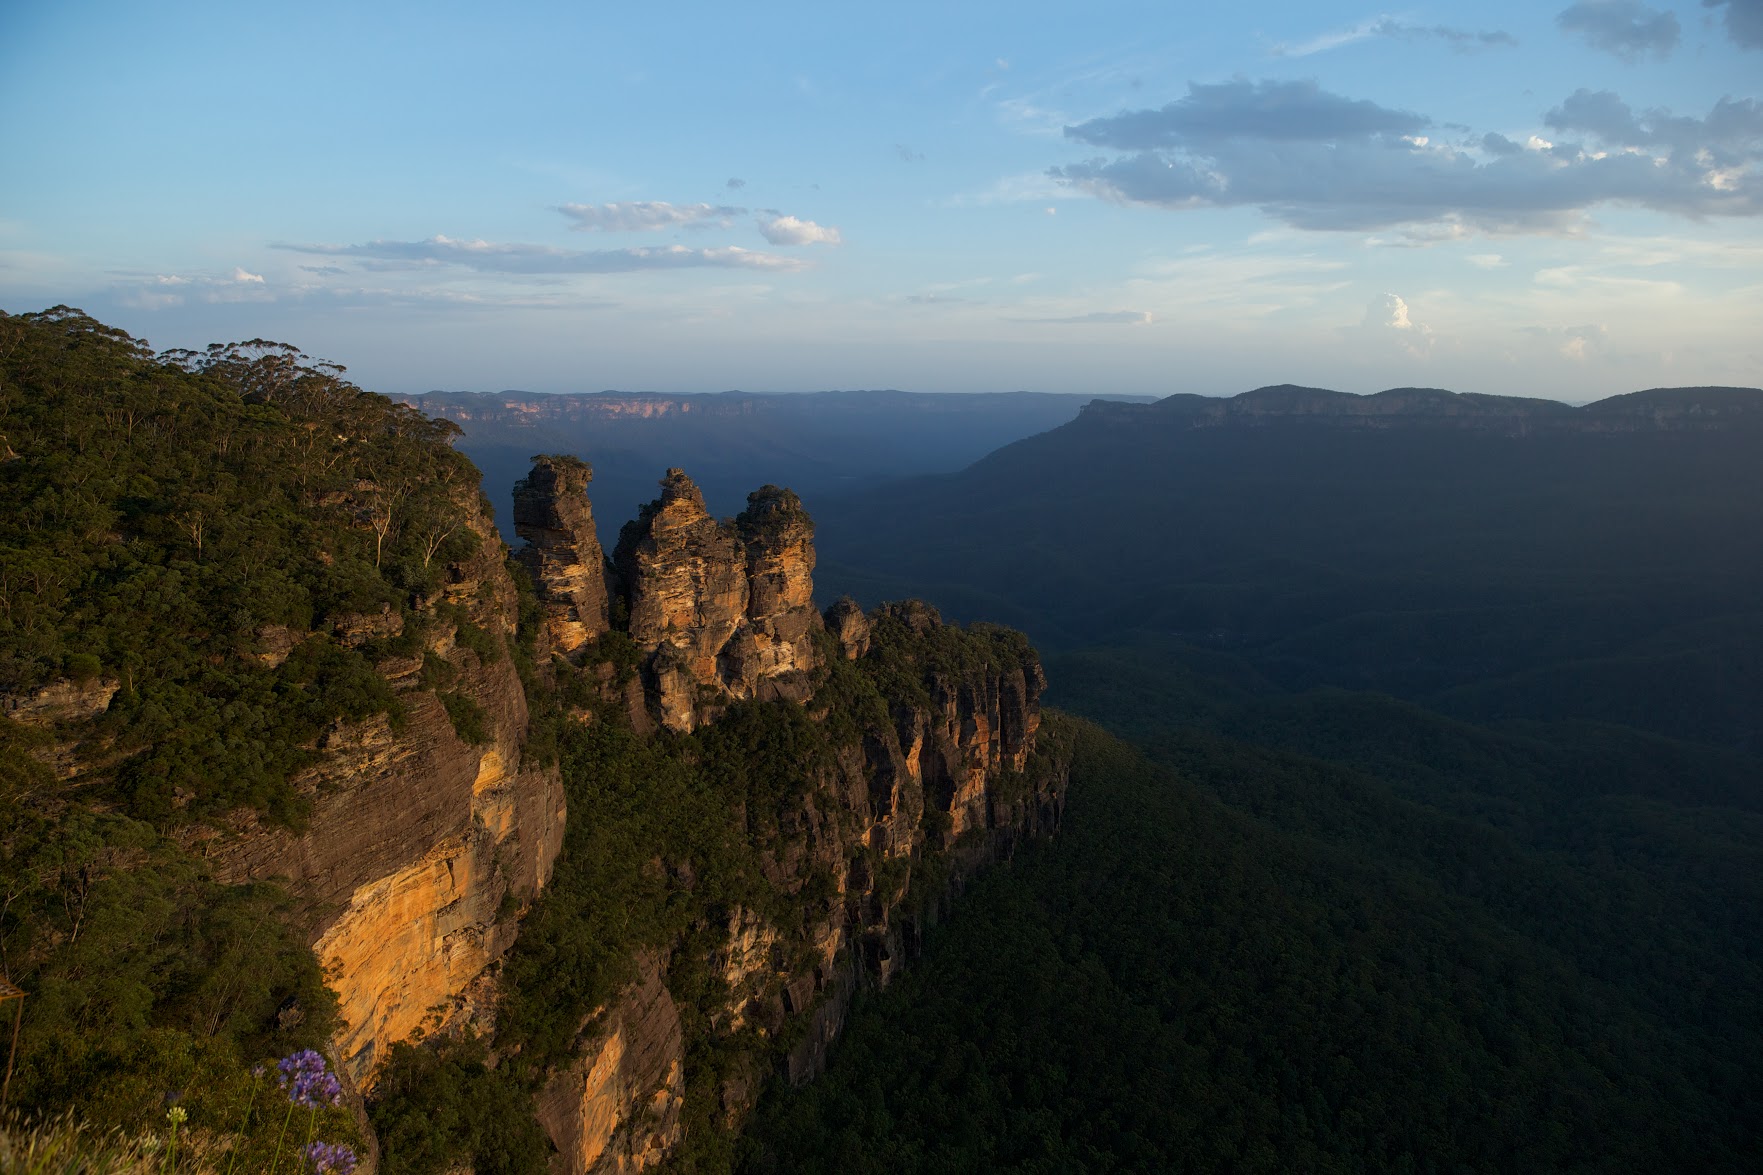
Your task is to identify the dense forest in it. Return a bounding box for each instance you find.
[740,700,1762,1171]
[731,386,1763,1171]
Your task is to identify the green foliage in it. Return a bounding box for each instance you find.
[0,793,348,1154]
[439,690,490,746]
[0,307,482,826]
[370,1037,549,1175]
[741,702,1763,1172]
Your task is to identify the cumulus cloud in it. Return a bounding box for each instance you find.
[1703,1,1763,50]
[1014,310,1153,325]
[1358,293,1434,356]
[726,177,746,190]
[556,201,745,232]
[278,235,807,274]
[1544,89,1763,166]
[756,215,843,246]
[1051,79,1762,234]
[1273,18,1516,56]
[1556,1,1680,62]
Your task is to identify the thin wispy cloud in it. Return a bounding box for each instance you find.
[278,235,807,273]
[1556,1,1679,62]
[1052,80,1763,235]
[111,267,276,310]
[1069,80,1428,146]
[1013,310,1152,325]
[557,201,746,231]
[1272,18,1517,57]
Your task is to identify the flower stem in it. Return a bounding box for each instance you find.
[224,1077,263,1175]
[267,1101,296,1175]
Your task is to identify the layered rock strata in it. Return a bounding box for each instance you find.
[200,489,566,1088]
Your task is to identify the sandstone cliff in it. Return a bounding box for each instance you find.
[511,458,1066,1174]
[198,485,565,1090]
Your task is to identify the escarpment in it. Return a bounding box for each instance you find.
[506,458,1067,1174]
[0,305,1065,1175]
[202,485,566,1087]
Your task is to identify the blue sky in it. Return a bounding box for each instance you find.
[3,1,1759,400]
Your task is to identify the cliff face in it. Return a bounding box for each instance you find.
[515,458,1066,1173]
[514,455,612,658]
[609,470,821,732]
[199,489,565,1088]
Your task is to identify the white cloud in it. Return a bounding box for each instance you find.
[1359,293,1434,356]
[1468,253,1510,268]
[112,267,276,309]
[756,215,843,246]
[557,201,745,231]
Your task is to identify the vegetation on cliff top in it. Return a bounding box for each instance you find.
[0,306,486,826]
[0,307,491,1162]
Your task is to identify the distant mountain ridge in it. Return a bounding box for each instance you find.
[1082,383,1763,432]
[400,388,1157,535]
[403,388,1158,430]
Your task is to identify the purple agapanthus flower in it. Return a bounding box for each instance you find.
[303,1141,359,1174]
[276,1049,343,1109]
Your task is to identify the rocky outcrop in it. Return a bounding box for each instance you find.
[514,456,612,657]
[605,469,821,732]
[519,463,1066,1171]
[2,676,120,727]
[200,489,566,1089]
[535,954,684,1175]
[823,597,869,660]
